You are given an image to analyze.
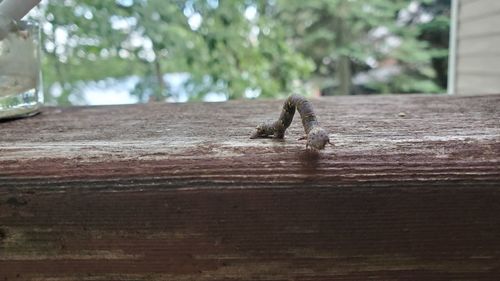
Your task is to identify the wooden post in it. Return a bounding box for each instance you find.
[1,94,499,280]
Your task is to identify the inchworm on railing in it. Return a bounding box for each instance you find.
[250,94,332,150]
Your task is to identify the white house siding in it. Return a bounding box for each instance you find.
[450,0,500,94]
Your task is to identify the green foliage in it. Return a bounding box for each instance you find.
[41,0,315,103]
[273,0,449,94]
[39,0,449,104]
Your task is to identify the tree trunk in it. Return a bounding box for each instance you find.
[338,54,352,95]
[335,0,352,95]
[152,48,166,102]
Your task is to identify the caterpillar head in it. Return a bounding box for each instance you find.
[307,127,331,150]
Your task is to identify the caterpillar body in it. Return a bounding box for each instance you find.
[250,94,331,150]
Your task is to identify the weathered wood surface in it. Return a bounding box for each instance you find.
[0,94,499,280]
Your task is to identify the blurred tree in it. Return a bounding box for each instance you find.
[274,0,448,95]
[416,0,451,89]
[41,0,314,104]
[40,0,449,104]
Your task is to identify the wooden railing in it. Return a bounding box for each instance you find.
[1,94,499,280]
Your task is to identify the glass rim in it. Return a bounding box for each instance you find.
[0,13,38,29]
[16,19,39,30]
[0,14,42,121]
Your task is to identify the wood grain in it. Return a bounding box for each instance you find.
[0,94,499,280]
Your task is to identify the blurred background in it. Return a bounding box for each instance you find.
[30,0,450,105]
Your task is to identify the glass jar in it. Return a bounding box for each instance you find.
[0,15,42,120]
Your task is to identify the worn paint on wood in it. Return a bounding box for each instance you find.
[0,94,500,280]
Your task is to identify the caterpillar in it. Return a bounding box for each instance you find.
[250,94,332,150]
